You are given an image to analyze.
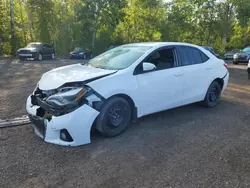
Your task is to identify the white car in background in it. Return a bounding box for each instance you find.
[26,42,229,146]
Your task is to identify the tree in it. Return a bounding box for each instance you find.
[10,0,16,55]
[113,0,165,43]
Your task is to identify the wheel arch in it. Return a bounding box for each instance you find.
[106,93,137,122]
[213,77,224,89]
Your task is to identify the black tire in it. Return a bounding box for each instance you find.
[233,61,238,65]
[51,53,55,59]
[248,73,250,80]
[36,53,43,61]
[19,57,25,61]
[95,97,132,137]
[203,81,222,108]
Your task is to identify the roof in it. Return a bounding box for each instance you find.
[123,42,201,48]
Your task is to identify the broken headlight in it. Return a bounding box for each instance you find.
[46,87,89,106]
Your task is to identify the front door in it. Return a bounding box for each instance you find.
[135,47,184,117]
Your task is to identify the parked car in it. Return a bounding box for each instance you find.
[70,47,93,59]
[224,49,240,60]
[26,42,229,146]
[248,61,250,79]
[201,46,219,58]
[107,44,120,51]
[17,42,55,61]
[233,46,250,64]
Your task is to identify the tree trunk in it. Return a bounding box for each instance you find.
[92,26,96,50]
[19,0,27,44]
[10,0,16,55]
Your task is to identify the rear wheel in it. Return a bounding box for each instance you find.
[19,57,25,61]
[95,97,132,137]
[233,61,238,65]
[203,81,222,108]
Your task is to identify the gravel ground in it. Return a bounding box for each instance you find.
[0,59,250,188]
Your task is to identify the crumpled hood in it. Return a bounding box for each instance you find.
[38,64,116,90]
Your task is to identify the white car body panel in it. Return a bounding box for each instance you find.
[39,64,116,90]
[26,42,229,146]
[26,95,99,146]
[136,68,183,116]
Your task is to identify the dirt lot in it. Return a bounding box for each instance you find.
[0,58,250,188]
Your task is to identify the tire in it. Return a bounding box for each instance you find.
[19,57,25,61]
[233,61,238,65]
[51,53,55,59]
[36,53,43,61]
[203,81,222,108]
[95,97,132,137]
[248,73,250,80]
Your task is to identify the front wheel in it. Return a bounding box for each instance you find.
[202,81,222,108]
[36,53,43,61]
[51,53,55,59]
[95,97,132,137]
[19,57,25,61]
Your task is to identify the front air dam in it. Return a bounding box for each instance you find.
[45,105,99,146]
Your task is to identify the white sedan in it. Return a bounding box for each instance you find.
[26,42,229,146]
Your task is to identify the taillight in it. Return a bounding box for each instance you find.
[224,63,228,69]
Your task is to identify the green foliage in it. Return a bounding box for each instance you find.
[0,0,250,56]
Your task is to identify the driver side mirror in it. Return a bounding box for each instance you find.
[142,62,156,72]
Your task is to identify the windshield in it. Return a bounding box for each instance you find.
[242,47,250,53]
[26,43,42,48]
[86,45,152,70]
[231,49,240,53]
[74,47,83,52]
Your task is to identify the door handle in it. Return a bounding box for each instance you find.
[206,67,212,70]
[174,72,183,77]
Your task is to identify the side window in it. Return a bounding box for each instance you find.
[44,44,51,48]
[200,51,209,62]
[178,46,209,66]
[144,48,176,70]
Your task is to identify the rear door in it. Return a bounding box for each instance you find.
[176,46,213,105]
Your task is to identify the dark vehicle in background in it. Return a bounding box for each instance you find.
[233,46,250,64]
[201,46,219,58]
[17,42,55,61]
[70,47,93,59]
[224,49,240,60]
[248,61,250,79]
[107,44,120,51]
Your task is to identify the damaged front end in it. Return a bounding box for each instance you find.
[27,82,104,146]
[31,82,104,118]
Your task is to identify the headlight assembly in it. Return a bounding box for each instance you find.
[30,49,37,52]
[46,87,89,106]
